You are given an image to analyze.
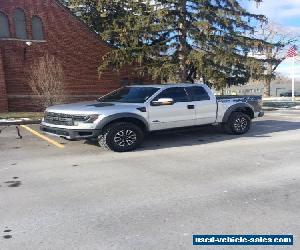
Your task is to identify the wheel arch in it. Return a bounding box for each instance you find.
[222,103,254,123]
[96,113,149,132]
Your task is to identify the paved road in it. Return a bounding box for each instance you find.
[0,111,299,250]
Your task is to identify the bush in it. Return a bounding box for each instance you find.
[29,54,66,108]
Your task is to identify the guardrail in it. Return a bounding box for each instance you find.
[0,120,41,126]
[0,120,41,139]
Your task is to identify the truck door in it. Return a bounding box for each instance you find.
[147,87,196,130]
[185,86,217,125]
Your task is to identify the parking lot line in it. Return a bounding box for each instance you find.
[20,125,65,149]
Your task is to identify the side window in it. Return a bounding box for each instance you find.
[0,12,10,38]
[32,16,44,40]
[154,87,189,102]
[13,8,27,39]
[187,86,210,101]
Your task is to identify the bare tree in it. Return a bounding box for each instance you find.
[29,54,66,108]
[258,23,298,97]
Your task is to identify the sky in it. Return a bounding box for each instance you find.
[245,0,300,79]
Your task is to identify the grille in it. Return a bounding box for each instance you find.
[45,112,75,126]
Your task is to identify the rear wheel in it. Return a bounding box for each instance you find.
[223,112,251,135]
[98,122,144,152]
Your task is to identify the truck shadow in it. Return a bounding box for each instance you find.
[137,120,300,151]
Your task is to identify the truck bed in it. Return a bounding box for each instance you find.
[216,95,263,113]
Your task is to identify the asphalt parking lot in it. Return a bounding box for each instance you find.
[0,110,300,250]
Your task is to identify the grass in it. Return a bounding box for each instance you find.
[0,112,43,120]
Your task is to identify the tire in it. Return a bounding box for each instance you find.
[223,112,251,135]
[98,122,144,152]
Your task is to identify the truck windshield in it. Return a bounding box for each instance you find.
[98,87,160,103]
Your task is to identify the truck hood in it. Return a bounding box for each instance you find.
[46,101,143,115]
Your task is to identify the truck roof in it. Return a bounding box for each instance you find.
[130,83,206,88]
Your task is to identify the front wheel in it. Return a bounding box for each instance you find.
[223,112,251,135]
[98,122,144,152]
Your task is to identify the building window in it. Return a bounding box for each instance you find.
[0,12,10,38]
[13,8,27,39]
[32,16,44,40]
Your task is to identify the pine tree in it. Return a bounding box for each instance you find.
[70,0,279,89]
[68,0,130,46]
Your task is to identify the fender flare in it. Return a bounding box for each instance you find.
[222,103,254,123]
[96,113,149,131]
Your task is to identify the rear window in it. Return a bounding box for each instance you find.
[186,86,210,101]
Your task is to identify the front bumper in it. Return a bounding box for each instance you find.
[40,125,101,140]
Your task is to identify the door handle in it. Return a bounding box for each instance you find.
[187,105,195,109]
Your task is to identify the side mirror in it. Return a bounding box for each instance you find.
[151,98,174,106]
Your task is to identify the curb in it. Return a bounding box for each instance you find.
[263,108,278,111]
[262,107,300,112]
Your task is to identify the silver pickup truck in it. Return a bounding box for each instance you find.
[40,83,264,152]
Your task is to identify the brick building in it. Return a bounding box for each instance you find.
[0,0,139,112]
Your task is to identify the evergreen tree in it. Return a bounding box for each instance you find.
[70,0,279,89]
[68,0,130,45]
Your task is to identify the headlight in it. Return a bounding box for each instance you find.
[84,114,99,123]
[73,114,99,125]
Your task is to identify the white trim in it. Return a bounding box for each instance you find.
[0,38,46,43]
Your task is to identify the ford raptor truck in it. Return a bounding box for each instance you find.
[40,83,264,152]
